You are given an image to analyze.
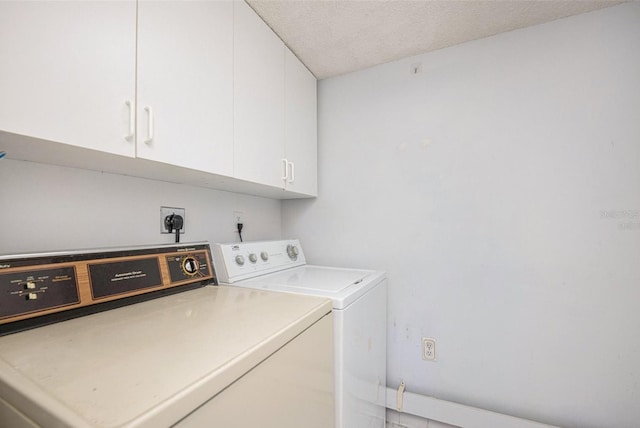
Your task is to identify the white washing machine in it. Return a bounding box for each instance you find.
[213,239,387,428]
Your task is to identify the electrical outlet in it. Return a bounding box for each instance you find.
[422,337,436,361]
[160,207,185,234]
[233,211,244,233]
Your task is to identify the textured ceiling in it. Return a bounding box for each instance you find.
[246,0,624,79]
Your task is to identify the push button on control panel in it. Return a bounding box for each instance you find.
[26,293,38,300]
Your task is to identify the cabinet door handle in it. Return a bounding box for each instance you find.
[125,100,134,141]
[287,161,295,183]
[144,106,154,144]
[281,158,288,181]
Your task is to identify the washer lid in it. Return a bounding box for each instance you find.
[239,265,386,309]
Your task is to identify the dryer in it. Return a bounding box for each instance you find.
[0,242,335,428]
[213,239,387,428]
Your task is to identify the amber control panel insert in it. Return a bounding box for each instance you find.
[0,242,216,332]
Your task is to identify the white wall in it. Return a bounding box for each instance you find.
[283,4,640,428]
[0,159,281,254]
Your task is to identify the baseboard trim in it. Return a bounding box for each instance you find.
[385,387,560,428]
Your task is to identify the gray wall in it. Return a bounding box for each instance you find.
[283,4,640,427]
[1,159,281,254]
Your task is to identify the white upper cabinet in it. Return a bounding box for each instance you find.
[233,1,317,196]
[0,0,316,199]
[136,1,234,175]
[284,48,318,196]
[0,1,136,157]
[233,0,286,189]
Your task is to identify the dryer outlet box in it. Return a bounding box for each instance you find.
[160,207,185,234]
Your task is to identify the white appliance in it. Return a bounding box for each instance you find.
[0,243,335,428]
[213,239,387,428]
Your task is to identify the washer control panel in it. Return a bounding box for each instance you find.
[0,242,215,334]
[213,239,306,283]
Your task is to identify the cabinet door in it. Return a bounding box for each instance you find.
[137,0,234,176]
[233,0,285,189]
[284,49,318,196]
[0,1,136,156]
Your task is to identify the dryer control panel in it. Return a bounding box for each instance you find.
[0,242,215,334]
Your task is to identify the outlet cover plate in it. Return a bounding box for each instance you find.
[422,337,436,361]
[160,206,185,234]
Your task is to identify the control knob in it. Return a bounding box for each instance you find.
[260,251,269,261]
[182,256,199,276]
[235,255,245,266]
[249,253,258,263]
[286,244,299,261]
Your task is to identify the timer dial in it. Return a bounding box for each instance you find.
[181,256,199,276]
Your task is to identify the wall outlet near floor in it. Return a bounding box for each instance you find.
[422,337,436,361]
[160,206,185,234]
